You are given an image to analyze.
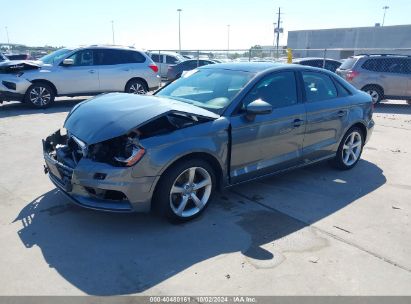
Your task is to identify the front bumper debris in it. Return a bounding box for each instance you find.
[42,129,157,213]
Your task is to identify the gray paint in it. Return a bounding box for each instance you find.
[43,63,374,213]
[64,93,219,144]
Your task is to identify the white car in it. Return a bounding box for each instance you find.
[0,45,161,108]
[148,51,186,78]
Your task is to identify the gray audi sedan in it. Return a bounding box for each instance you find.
[43,63,374,221]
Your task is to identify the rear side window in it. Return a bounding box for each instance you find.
[333,79,351,97]
[302,72,337,102]
[166,56,178,64]
[361,58,408,74]
[151,54,160,63]
[121,50,146,63]
[95,49,146,65]
[339,57,358,70]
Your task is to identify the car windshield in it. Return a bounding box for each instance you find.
[155,68,254,114]
[40,48,72,64]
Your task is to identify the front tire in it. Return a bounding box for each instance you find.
[362,85,383,104]
[153,159,216,222]
[125,79,148,95]
[332,127,364,170]
[24,82,55,108]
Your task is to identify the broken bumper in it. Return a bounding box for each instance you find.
[43,151,159,213]
[0,75,31,101]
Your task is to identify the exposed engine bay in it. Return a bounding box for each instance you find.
[43,111,213,169]
[0,60,40,74]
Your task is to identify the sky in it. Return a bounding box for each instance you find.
[0,0,410,50]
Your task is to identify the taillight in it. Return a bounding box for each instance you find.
[345,70,359,82]
[149,64,159,73]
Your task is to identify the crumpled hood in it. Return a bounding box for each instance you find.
[64,93,220,145]
[0,60,42,73]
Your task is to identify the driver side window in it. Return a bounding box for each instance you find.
[242,71,298,109]
[66,50,94,66]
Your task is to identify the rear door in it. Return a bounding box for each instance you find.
[230,71,306,183]
[361,58,408,97]
[52,49,100,94]
[301,71,352,161]
[95,49,147,92]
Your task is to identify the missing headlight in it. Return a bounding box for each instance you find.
[88,133,145,167]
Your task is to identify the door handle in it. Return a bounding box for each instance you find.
[123,68,130,71]
[88,70,96,74]
[337,110,347,117]
[293,119,304,127]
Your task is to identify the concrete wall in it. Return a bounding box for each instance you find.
[287,24,411,59]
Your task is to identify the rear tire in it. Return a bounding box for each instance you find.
[362,85,383,104]
[24,82,55,108]
[125,79,148,95]
[331,127,364,170]
[153,159,216,222]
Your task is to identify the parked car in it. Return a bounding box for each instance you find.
[4,53,31,60]
[167,59,215,82]
[42,63,374,222]
[0,45,160,108]
[148,51,186,78]
[293,57,342,72]
[336,54,411,104]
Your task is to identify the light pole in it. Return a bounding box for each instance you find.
[382,6,389,26]
[5,26,10,45]
[227,24,230,59]
[111,20,115,45]
[177,9,182,53]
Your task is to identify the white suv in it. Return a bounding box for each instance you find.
[0,45,160,108]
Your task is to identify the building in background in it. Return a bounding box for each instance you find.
[287,24,411,59]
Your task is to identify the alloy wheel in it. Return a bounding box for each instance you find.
[169,167,212,218]
[342,131,362,166]
[129,83,147,94]
[366,89,379,104]
[29,86,51,106]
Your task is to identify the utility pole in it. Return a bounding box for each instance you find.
[111,20,115,45]
[382,6,389,26]
[177,9,182,53]
[227,24,230,59]
[276,7,281,59]
[5,26,10,45]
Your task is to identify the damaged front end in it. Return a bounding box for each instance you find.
[0,61,40,102]
[42,107,216,213]
[42,128,149,212]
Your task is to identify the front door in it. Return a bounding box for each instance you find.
[230,71,306,183]
[52,49,100,94]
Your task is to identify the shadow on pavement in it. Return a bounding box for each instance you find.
[14,160,386,295]
[0,98,86,118]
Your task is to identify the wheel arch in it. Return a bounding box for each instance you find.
[29,79,58,96]
[361,84,384,96]
[348,122,368,142]
[125,77,149,92]
[152,152,224,200]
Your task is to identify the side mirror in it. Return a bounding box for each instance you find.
[246,99,273,116]
[61,58,74,66]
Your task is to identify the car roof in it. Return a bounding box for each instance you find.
[74,45,144,52]
[200,62,322,73]
[293,57,341,62]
